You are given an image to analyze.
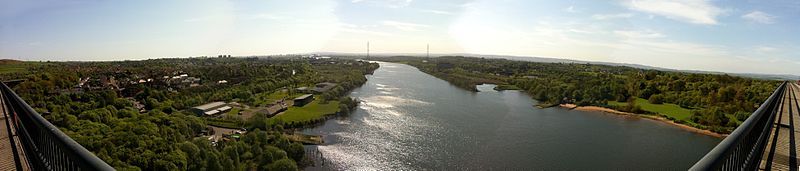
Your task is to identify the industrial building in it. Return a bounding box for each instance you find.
[190,101,232,116]
[293,94,314,107]
[295,82,338,94]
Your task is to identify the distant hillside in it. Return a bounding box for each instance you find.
[0,59,29,75]
[0,59,22,65]
[315,52,798,80]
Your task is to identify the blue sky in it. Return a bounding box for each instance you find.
[1,0,799,75]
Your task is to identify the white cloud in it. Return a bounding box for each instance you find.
[755,46,777,52]
[338,23,392,36]
[352,0,414,8]
[183,15,228,22]
[564,6,578,13]
[622,0,724,25]
[568,28,598,34]
[248,13,285,20]
[26,41,42,46]
[742,11,776,24]
[420,9,453,15]
[614,29,665,39]
[619,39,723,55]
[591,13,634,20]
[381,20,429,31]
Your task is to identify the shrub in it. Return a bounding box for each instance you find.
[648,94,664,104]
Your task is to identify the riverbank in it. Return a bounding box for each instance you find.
[558,104,725,138]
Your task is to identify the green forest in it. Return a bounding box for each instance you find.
[0,57,378,170]
[379,56,781,133]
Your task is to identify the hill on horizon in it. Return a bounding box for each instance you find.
[315,52,799,81]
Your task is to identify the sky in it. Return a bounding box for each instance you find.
[1,0,799,75]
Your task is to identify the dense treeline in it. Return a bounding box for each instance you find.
[381,56,781,133]
[1,57,378,170]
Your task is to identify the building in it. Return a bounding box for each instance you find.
[165,74,201,88]
[313,82,337,93]
[190,102,232,116]
[293,94,314,107]
[295,82,338,94]
[295,87,310,93]
[257,103,287,117]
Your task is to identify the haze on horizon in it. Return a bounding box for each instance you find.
[1,0,799,75]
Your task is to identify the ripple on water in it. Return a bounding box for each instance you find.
[333,119,351,125]
[317,143,410,170]
[376,87,401,91]
[359,105,414,137]
[319,123,416,170]
[316,95,442,170]
[361,95,432,106]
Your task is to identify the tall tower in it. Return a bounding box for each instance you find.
[367,41,370,59]
[427,43,430,58]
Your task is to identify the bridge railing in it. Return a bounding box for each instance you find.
[690,81,787,171]
[1,82,114,171]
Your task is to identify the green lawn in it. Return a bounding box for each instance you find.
[254,91,301,106]
[225,108,241,116]
[0,62,40,74]
[271,100,340,123]
[0,66,25,74]
[205,118,243,129]
[608,98,694,121]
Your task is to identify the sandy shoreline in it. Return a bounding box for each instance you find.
[558,104,726,138]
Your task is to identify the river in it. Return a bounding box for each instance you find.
[303,62,720,170]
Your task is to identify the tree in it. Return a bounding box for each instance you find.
[179,142,203,170]
[648,94,664,104]
[670,80,686,91]
[286,142,305,162]
[265,146,287,161]
[144,97,160,110]
[247,115,270,131]
[257,149,275,170]
[205,153,224,171]
[640,84,660,99]
[267,158,298,171]
[718,86,736,102]
[734,111,750,122]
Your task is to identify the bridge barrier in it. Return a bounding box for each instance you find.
[690,82,787,171]
[1,82,114,171]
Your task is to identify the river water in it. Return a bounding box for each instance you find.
[303,62,720,170]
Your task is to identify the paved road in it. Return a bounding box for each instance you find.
[761,82,800,170]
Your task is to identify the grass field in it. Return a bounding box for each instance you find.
[271,100,340,123]
[225,108,241,116]
[608,98,695,121]
[205,118,243,129]
[254,91,300,106]
[0,61,36,74]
